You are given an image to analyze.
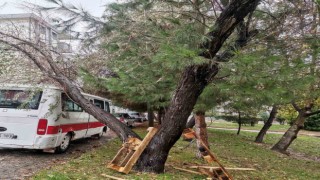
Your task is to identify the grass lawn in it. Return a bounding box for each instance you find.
[209,120,290,132]
[33,127,320,180]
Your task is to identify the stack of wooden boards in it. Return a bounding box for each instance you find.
[107,127,254,179]
[107,127,158,174]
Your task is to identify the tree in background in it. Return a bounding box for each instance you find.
[271,0,320,153]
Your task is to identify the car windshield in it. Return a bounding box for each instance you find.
[131,113,139,116]
[0,90,42,110]
[123,114,131,118]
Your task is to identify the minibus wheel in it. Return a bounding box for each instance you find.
[55,133,72,153]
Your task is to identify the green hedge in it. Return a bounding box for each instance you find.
[305,114,320,131]
[215,115,261,126]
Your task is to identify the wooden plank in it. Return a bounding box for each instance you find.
[120,150,135,167]
[184,129,232,180]
[198,138,233,180]
[100,174,125,180]
[172,166,203,175]
[190,166,256,171]
[108,147,128,165]
[119,127,158,174]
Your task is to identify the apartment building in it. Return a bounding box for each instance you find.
[0,13,60,49]
[0,13,74,83]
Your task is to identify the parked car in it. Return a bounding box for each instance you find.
[113,113,135,127]
[128,112,147,122]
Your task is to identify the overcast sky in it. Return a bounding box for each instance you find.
[0,0,115,17]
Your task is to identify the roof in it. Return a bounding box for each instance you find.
[0,83,111,101]
[0,83,61,90]
[0,13,58,32]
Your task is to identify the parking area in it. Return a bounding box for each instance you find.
[0,131,116,180]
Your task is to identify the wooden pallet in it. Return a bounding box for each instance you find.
[107,127,158,174]
[182,128,233,180]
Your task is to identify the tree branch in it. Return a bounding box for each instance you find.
[199,0,260,60]
[291,101,302,112]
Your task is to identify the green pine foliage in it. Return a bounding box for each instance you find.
[86,0,216,110]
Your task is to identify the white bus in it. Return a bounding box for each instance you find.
[0,84,109,153]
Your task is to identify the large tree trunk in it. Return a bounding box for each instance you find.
[237,111,242,135]
[271,111,306,153]
[148,107,154,127]
[255,105,278,143]
[135,0,260,173]
[157,107,165,125]
[135,64,218,172]
[55,76,141,141]
[194,111,209,158]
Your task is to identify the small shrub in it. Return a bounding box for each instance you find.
[305,114,320,131]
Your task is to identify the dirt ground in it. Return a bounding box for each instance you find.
[0,130,117,180]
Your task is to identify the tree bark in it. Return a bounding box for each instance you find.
[271,111,306,153]
[255,105,278,143]
[194,111,209,158]
[135,64,218,172]
[186,115,195,128]
[148,107,154,127]
[53,76,141,142]
[157,108,164,125]
[237,111,241,135]
[135,0,260,173]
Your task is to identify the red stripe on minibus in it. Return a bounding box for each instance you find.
[46,122,106,134]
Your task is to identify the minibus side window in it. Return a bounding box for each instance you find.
[94,99,104,110]
[61,93,83,112]
[105,101,110,113]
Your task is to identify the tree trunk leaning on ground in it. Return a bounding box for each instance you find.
[0,32,141,142]
[194,111,210,158]
[271,102,320,153]
[255,105,278,143]
[135,0,261,173]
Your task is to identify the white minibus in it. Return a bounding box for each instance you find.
[0,84,109,153]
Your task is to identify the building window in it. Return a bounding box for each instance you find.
[39,25,46,42]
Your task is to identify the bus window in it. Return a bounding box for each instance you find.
[62,93,83,112]
[104,101,110,113]
[0,90,42,110]
[94,99,104,110]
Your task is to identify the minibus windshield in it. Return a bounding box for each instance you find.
[0,90,42,109]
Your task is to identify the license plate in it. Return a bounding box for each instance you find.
[0,133,14,139]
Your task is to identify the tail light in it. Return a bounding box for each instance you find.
[37,119,48,135]
[120,117,125,122]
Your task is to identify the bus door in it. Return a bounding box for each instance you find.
[61,93,88,140]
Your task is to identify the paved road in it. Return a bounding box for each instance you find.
[208,127,320,137]
[0,131,116,180]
